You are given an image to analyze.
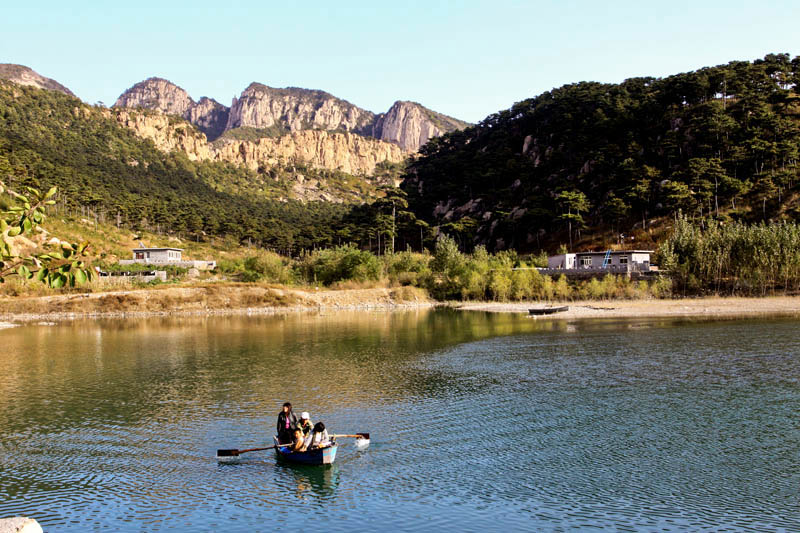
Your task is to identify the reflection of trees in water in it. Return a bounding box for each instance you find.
[0,310,567,433]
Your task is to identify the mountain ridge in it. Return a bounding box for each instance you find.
[0,63,470,153]
[114,76,470,151]
[0,64,74,96]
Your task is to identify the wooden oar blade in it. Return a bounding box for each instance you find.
[216,449,240,457]
[354,433,370,450]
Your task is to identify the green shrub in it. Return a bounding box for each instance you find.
[243,252,293,284]
[296,244,383,285]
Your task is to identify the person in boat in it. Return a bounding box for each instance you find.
[298,412,313,437]
[290,427,307,452]
[277,402,297,445]
[306,421,330,449]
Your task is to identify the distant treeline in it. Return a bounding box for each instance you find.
[660,215,800,295]
[216,236,672,301]
[403,53,800,251]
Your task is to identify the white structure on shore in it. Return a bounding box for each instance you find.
[543,250,654,275]
[119,247,216,270]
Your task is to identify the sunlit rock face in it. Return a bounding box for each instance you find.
[213,130,405,176]
[115,78,229,140]
[372,100,469,152]
[226,83,375,134]
[116,78,470,152]
[0,64,74,96]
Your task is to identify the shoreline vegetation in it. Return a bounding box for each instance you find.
[1,285,799,324]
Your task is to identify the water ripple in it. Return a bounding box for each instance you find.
[0,313,798,531]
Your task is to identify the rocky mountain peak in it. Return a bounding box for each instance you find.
[0,64,74,96]
[115,78,229,140]
[114,77,469,150]
[373,101,471,152]
[114,77,194,116]
[226,83,376,134]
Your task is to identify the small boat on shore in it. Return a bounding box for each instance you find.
[528,305,569,315]
[273,436,338,465]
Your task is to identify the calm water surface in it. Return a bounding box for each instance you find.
[0,310,798,531]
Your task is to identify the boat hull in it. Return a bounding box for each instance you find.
[273,436,337,465]
[529,306,569,315]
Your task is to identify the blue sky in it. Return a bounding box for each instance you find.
[3,1,799,123]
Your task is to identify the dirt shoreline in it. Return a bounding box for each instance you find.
[0,285,434,323]
[456,296,800,320]
[1,285,800,324]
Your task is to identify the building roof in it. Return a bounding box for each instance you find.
[132,247,183,252]
[573,250,654,255]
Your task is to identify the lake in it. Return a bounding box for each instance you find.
[0,310,798,531]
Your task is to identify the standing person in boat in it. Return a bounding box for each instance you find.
[298,411,313,437]
[276,402,297,444]
[307,421,330,449]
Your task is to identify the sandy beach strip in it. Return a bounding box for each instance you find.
[456,296,800,320]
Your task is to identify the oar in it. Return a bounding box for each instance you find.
[331,433,369,439]
[331,432,370,449]
[216,444,288,460]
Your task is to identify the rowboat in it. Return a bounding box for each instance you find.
[528,305,569,315]
[273,436,338,465]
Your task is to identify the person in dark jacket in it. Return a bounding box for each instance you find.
[276,402,297,444]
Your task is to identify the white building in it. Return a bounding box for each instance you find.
[119,247,216,270]
[131,247,183,263]
[547,250,654,272]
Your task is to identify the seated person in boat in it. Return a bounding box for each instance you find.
[276,402,297,444]
[306,422,330,449]
[298,411,313,437]
[290,428,307,452]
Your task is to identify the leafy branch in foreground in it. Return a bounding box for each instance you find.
[0,181,93,287]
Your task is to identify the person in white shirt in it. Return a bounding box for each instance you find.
[306,421,330,449]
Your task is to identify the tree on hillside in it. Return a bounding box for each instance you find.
[556,190,590,250]
[402,54,800,251]
[604,193,630,238]
[374,186,412,254]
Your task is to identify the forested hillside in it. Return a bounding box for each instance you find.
[403,54,800,251]
[0,82,363,252]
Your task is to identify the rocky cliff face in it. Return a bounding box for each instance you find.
[109,107,403,176]
[188,97,229,141]
[213,130,405,175]
[0,64,74,96]
[372,101,470,152]
[107,109,213,161]
[116,78,470,152]
[225,83,375,133]
[115,78,229,141]
[115,78,193,116]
